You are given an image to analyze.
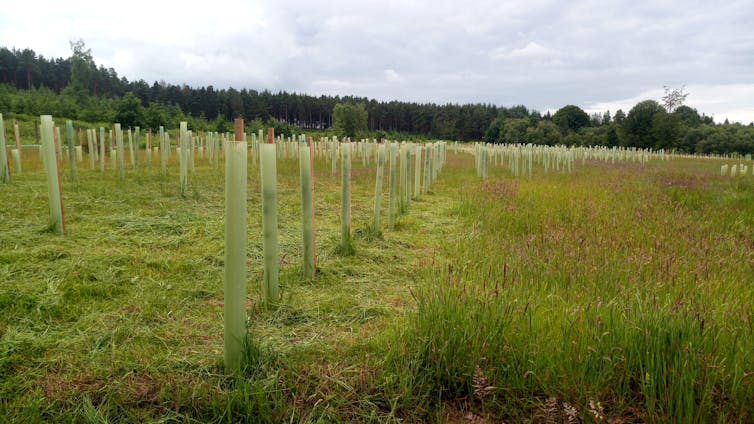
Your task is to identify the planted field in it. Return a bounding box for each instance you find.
[1,131,753,422]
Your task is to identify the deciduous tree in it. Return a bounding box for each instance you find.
[114,92,145,128]
[623,100,663,148]
[662,85,688,113]
[552,105,590,133]
[333,102,368,138]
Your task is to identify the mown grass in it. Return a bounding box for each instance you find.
[0,145,752,422]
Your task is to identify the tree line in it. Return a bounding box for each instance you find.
[0,43,752,155]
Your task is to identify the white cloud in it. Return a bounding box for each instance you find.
[585,84,754,124]
[383,69,404,83]
[490,42,559,62]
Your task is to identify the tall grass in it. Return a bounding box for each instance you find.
[376,158,754,421]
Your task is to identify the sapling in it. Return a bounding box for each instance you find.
[373,143,386,233]
[527,147,533,178]
[256,129,263,163]
[160,126,168,174]
[300,137,316,278]
[423,142,431,194]
[388,142,397,229]
[99,127,106,172]
[127,128,135,168]
[213,132,219,168]
[134,127,140,168]
[66,121,76,182]
[398,144,405,214]
[75,129,83,162]
[207,131,214,165]
[331,137,339,176]
[189,130,195,173]
[143,130,150,166]
[11,120,21,175]
[0,114,8,183]
[9,153,20,178]
[260,128,280,306]
[340,142,352,252]
[475,143,482,177]
[400,144,410,213]
[427,143,435,187]
[413,146,422,199]
[92,128,99,162]
[86,129,95,169]
[224,119,247,374]
[405,146,412,209]
[432,143,439,181]
[115,124,125,180]
[180,122,189,195]
[54,126,62,162]
[40,115,65,234]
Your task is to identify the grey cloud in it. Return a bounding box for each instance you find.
[2,0,753,121]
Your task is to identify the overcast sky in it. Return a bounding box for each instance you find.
[2,0,753,123]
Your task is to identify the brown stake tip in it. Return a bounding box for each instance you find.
[266,128,274,144]
[234,119,244,142]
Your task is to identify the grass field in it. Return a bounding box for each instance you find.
[1,143,752,423]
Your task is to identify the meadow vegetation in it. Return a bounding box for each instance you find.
[0,134,752,422]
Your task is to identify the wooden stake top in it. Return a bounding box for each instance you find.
[234,118,244,142]
[267,128,274,144]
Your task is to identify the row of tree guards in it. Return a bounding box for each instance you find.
[222,119,447,372]
[1,114,444,188]
[0,117,223,189]
[720,163,754,177]
[471,142,675,179]
[2,114,449,372]
[2,117,443,367]
[12,113,754,373]
[720,163,753,177]
[0,115,68,234]
[470,142,752,179]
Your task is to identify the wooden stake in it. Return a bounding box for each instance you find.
[234,118,244,142]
